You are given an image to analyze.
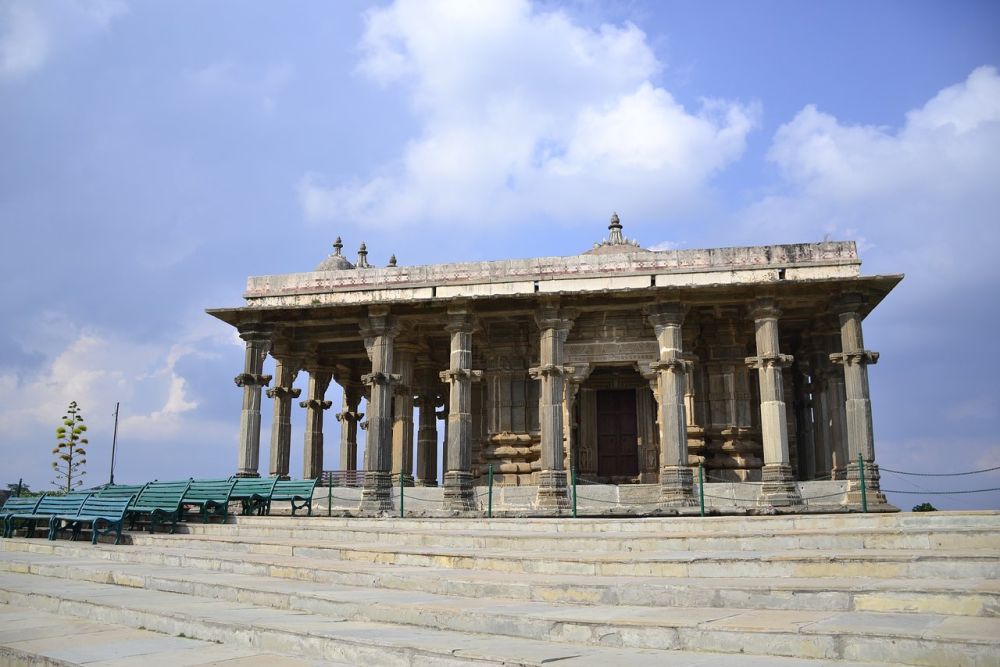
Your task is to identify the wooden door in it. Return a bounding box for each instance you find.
[596,389,639,477]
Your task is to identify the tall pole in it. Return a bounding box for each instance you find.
[109,402,120,486]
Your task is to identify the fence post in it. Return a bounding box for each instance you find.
[487,464,494,518]
[698,463,705,517]
[327,473,332,517]
[858,453,868,513]
[571,467,578,518]
[399,473,404,518]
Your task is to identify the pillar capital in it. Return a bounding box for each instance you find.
[646,301,685,330]
[265,384,300,399]
[234,373,271,388]
[237,322,274,342]
[831,292,867,315]
[829,350,880,367]
[748,297,781,322]
[744,353,794,371]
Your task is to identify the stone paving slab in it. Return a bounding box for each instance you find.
[0,571,913,667]
[0,605,340,666]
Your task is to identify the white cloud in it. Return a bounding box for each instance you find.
[0,0,127,81]
[301,0,757,229]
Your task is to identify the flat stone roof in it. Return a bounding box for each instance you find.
[239,241,864,308]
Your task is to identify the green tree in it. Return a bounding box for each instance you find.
[53,401,88,492]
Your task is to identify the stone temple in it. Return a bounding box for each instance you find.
[208,215,901,514]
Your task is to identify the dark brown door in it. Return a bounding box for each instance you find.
[596,389,639,477]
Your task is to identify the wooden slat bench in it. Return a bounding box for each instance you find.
[4,493,91,538]
[230,477,279,516]
[268,479,319,516]
[128,480,191,534]
[1,496,42,538]
[50,494,136,544]
[91,483,148,500]
[182,478,237,523]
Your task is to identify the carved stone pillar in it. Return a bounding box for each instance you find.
[359,306,400,512]
[235,325,272,478]
[391,346,417,486]
[648,304,696,506]
[300,371,332,479]
[563,365,591,475]
[815,321,849,478]
[440,304,481,511]
[529,301,574,510]
[792,354,816,481]
[414,393,439,486]
[745,299,801,506]
[335,383,363,471]
[266,359,299,479]
[831,294,887,506]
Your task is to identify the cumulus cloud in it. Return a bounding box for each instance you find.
[301,0,758,229]
[0,0,127,81]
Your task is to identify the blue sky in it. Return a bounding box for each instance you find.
[1,0,998,509]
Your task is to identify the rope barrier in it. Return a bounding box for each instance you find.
[880,465,1000,477]
[881,487,1000,495]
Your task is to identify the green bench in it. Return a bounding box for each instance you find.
[1,496,43,538]
[91,483,148,500]
[128,480,191,533]
[49,494,136,544]
[3,493,91,538]
[230,477,279,516]
[268,478,319,516]
[182,478,237,523]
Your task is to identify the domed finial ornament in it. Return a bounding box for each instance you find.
[607,212,625,245]
[356,242,370,268]
[332,236,343,256]
[314,235,355,270]
[388,254,397,268]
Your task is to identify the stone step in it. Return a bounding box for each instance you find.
[2,565,993,666]
[177,520,1000,552]
[0,604,346,666]
[3,540,997,618]
[0,570,911,667]
[123,531,1000,580]
[231,511,1000,535]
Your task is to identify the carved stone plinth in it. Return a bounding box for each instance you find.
[846,460,888,506]
[443,470,475,511]
[760,463,801,507]
[360,471,392,513]
[659,465,696,506]
[535,469,569,509]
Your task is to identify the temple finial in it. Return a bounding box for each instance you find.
[333,236,343,256]
[388,254,397,268]
[607,212,625,245]
[356,242,370,269]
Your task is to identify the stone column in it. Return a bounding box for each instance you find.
[359,305,400,512]
[648,304,696,506]
[391,347,417,487]
[266,359,299,479]
[414,393,439,486]
[529,302,574,510]
[563,365,591,475]
[300,371,332,479]
[831,294,887,506]
[235,325,272,478]
[335,383,363,471]
[745,299,802,506]
[440,304,481,511]
[792,355,816,481]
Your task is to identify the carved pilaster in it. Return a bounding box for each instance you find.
[440,303,482,511]
[299,371,332,479]
[335,382,363,471]
[359,306,401,512]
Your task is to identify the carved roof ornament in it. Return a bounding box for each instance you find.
[388,254,397,268]
[587,212,642,254]
[314,235,356,271]
[356,242,370,269]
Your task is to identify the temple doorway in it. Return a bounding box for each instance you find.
[596,389,639,477]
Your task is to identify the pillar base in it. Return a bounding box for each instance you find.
[535,470,569,510]
[235,470,261,479]
[443,471,475,511]
[360,471,392,513]
[415,479,438,487]
[659,466,696,506]
[760,464,802,507]
[846,461,888,506]
[391,473,415,488]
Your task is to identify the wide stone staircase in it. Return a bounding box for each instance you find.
[0,511,998,666]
